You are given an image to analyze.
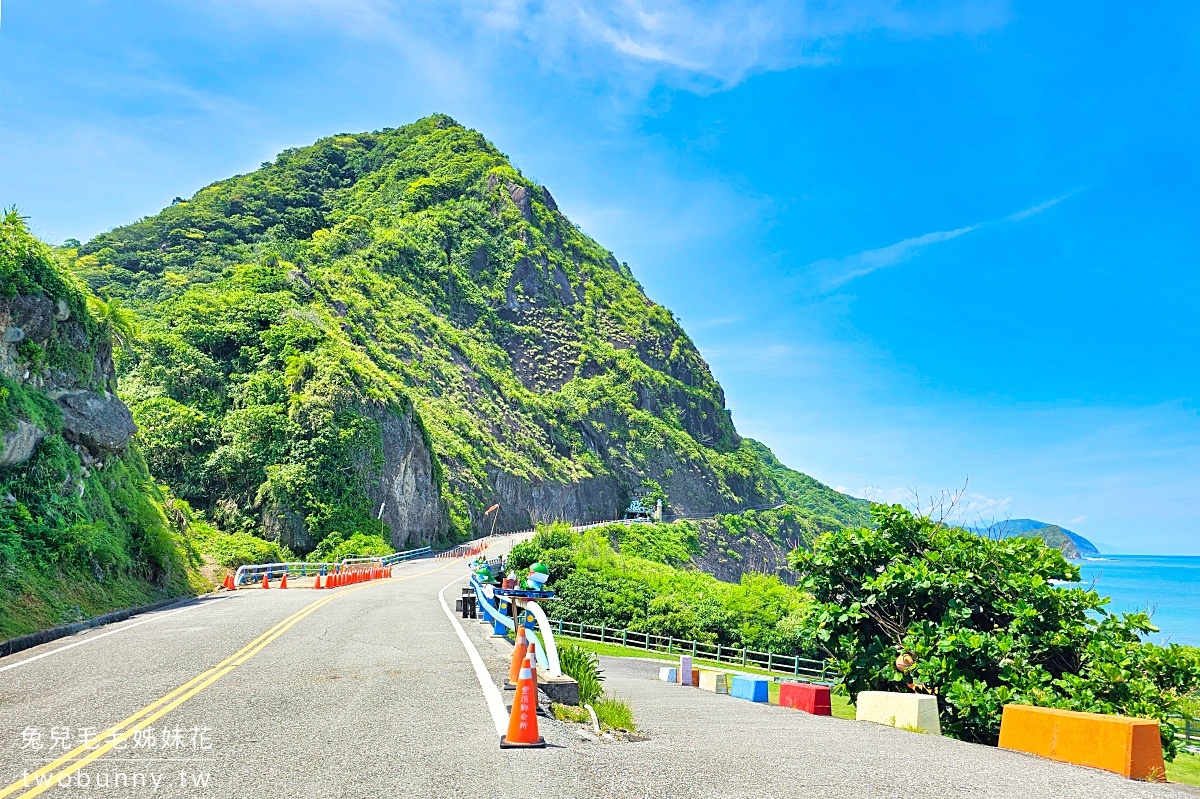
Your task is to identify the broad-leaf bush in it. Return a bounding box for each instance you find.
[514,522,816,656]
[790,504,1200,755]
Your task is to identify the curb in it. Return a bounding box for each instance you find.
[0,592,203,659]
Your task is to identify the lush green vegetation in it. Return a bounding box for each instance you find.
[508,522,815,655]
[791,504,1200,755]
[551,641,637,732]
[519,506,1198,756]
[0,214,202,637]
[58,114,864,559]
[743,439,871,528]
[703,503,848,563]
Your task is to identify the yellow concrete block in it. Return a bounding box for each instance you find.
[855,691,941,735]
[698,670,728,694]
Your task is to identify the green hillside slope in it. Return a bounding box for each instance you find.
[0,212,201,637]
[62,115,858,554]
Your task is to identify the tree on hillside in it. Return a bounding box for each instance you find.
[790,504,1200,755]
[87,294,139,351]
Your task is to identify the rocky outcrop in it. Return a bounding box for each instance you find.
[508,182,533,221]
[363,402,447,549]
[261,501,313,554]
[0,420,45,467]
[486,468,624,532]
[53,390,137,455]
[2,293,135,470]
[504,258,578,311]
[691,519,798,585]
[9,295,56,343]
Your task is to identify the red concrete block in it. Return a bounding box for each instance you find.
[779,682,831,716]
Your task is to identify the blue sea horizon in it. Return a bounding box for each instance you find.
[1068,554,1200,647]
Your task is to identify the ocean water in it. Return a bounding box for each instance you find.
[1070,555,1200,647]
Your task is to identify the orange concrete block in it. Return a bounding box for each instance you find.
[997,704,1164,780]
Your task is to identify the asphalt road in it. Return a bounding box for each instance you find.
[0,540,1192,798]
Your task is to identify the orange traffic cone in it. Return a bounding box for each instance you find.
[261,573,269,589]
[507,625,529,688]
[501,650,545,748]
[280,572,288,589]
[314,573,322,589]
[222,573,235,591]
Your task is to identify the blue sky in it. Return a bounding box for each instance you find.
[2,1,1198,553]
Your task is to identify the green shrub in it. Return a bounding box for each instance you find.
[791,504,1200,756]
[192,527,291,568]
[558,643,604,705]
[551,703,590,724]
[592,696,636,732]
[306,531,393,563]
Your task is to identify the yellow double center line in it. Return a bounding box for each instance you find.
[3,561,453,798]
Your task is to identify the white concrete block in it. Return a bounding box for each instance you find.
[698,670,728,694]
[658,667,678,683]
[855,691,941,735]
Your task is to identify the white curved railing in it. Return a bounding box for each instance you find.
[469,574,561,676]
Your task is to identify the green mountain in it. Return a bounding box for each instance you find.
[0,212,200,637]
[971,519,1100,558]
[57,114,860,554]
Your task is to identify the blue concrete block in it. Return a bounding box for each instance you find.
[730,675,769,702]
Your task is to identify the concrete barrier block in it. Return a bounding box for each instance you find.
[855,691,941,735]
[730,675,769,703]
[678,655,693,686]
[998,704,1165,780]
[699,670,727,694]
[690,668,700,688]
[779,682,832,716]
[658,667,677,683]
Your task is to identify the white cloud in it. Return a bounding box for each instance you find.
[189,0,1011,90]
[806,189,1080,291]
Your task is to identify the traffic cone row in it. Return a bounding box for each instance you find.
[501,644,544,749]
[315,564,393,589]
[222,573,235,591]
[246,563,396,591]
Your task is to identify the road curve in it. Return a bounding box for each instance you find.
[0,545,1193,798]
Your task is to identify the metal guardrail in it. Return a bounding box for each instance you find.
[550,618,835,683]
[1168,712,1200,753]
[232,545,432,586]
[380,546,432,566]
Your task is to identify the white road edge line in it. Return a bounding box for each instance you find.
[0,598,225,674]
[438,575,509,736]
